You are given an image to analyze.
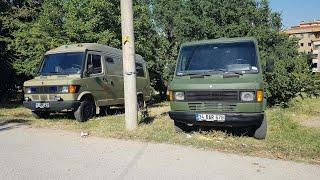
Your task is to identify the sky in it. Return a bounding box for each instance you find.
[269,0,319,29]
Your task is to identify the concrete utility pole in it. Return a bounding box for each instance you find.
[120,0,138,130]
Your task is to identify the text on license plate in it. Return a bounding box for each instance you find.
[35,103,50,109]
[196,114,226,122]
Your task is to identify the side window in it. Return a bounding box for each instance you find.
[105,56,118,75]
[87,54,102,74]
[136,63,145,77]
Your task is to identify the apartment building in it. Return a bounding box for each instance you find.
[284,20,320,72]
[313,40,320,72]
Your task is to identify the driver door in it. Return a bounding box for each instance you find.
[82,51,107,106]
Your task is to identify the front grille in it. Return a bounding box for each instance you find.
[31,94,57,101]
[32,95,39,101]
[188,102,237,112]
[40,95,48,101]
[185,91,239,101]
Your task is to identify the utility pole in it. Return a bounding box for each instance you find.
[120,0,138,130]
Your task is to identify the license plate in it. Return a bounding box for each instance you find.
[35,103,50,109]
[196,114,226,122]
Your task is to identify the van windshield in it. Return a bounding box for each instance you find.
[177,41,258,75]
[39,52,84,75]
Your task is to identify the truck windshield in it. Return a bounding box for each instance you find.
[177,41,258,75]
[39,52,84,75]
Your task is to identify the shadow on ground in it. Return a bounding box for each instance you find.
[0,119,31,132]
[185,125,255,138]
[0,102,22,109]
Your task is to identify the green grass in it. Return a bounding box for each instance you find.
[1,99,320,164]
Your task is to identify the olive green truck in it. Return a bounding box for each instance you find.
[23,43,151,122]
[168,38,268,139]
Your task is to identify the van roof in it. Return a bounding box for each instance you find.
[45,43,144,62]
[181,37,257,47]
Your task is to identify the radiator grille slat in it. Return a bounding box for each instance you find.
[188,102,237,112]
[185,91,239,101]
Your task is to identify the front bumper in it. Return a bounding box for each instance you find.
[169,111,264,127]
[23,101,81,112]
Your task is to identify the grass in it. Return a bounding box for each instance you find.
[0,98,320,165]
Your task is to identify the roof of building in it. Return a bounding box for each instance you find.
[284,20,320,34]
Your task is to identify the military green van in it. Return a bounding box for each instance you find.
[168,38,267,139]
[23,43,151,122]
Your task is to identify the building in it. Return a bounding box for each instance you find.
[284,20,320,72]
[313,40,320,72]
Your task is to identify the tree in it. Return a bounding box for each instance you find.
[0,0,41,101]
[11,0,318,105]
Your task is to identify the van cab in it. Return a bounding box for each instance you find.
[168,38,267,139]
[23,43,151,122]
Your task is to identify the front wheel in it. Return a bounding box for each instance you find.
[253,114,267,139]
[74,98,95,122]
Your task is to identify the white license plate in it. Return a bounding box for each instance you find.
[196,114,226,122]
[35,103,50,109]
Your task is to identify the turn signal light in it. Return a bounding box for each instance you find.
[68,85,80,94]
[169,91,173,101]
[257,90,264,103]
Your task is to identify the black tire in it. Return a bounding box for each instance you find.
[32,111,50,119]
[74,98,95,122]
[174,121,192,133]
[137,95,145,110]
[253,114,267,139]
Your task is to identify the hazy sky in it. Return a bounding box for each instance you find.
[269,0,319,29]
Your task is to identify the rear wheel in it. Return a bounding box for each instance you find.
[137,95,149,119]
[74,98,95,122]
[137,95,145,110]
[32,111,50,119]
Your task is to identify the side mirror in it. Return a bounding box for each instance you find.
[265,59,275,72]
[166,64,176,75]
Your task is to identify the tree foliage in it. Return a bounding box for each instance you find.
[1,0,318,105]
[0,0,40,101]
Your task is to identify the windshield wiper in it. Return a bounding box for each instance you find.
[177,69,227,76]
[40,72,69,75]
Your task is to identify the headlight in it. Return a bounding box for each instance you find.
[240,92,255,102]
[24,87,35,94]
[60,86,69,93]
[174,92,185,101]
[24,87,32,94]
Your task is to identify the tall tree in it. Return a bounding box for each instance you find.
[0,0,41,101]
